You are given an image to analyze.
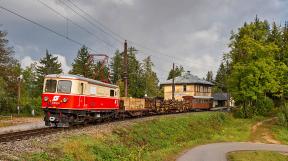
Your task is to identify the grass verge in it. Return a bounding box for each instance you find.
[272,125,288,145]
[24,112,257,161]
[228,151,288,161]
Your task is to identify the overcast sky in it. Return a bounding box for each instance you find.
[1,0,288,82]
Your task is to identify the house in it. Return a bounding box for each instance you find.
[160,71,213,100]
[212,92,235,107]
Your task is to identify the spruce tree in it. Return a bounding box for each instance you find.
[142,56,160,97]
[36,49,62,92]
[70,46,94,78]
[167,65,184,80]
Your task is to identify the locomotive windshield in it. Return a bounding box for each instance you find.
[44,79,72,93]
[57,80,72,93]
[45,79,57,93]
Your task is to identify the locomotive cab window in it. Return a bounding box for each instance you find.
[110,89,115,97]
[57,80,72,93]
[45,79,57,93]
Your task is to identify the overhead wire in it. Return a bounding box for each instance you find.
[62,0,215,71]
[37,0,116,52]
[58,0,123,44]
[0,5,98,53]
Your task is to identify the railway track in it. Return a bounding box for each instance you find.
[0,128,63,143]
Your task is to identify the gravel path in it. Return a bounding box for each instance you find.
[177,142,288,161]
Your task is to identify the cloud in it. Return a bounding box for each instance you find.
[20,56,38,69]
[2,0,288,82]
[20,54,71,74]
[53,54,71,73]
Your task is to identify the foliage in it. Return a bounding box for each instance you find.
[216,17,288,117]
[36,49,62,94]
[0,30,21,114]
[277,104,288,127]
[214,62,230,92]
[69,45,94,79]
[110,47,161,98]
[142,56,161,97]
[167,65,184,80]
[24,112,257,161]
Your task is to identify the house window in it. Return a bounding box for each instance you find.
[183,85,187,92]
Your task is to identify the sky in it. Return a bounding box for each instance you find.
[0,0,288,82]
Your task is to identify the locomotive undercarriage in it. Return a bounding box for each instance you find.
[44,108,117,127]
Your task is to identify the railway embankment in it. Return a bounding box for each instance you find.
[6,112,260,161]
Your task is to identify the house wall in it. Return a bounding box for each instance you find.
[163,84,212,100]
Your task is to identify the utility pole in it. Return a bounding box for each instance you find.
[172,63,175,100]
[123,40,128,97]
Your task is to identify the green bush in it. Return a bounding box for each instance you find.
[277,104,288,127]
[232,97,274,118]
[254,97,274,116]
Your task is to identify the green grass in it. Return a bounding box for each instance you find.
[228,151,288,161]
[273,125,288,145]
[24,112,257,161]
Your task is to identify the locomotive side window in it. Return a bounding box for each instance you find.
[57,80,72,93]
[110,89,115,97]
[45,79,57,93]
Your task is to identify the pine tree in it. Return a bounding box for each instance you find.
[0,30,19,97]
[70,46,94,78]
[0,30,20,113]
[142,56,160,97]
[110,50,123,84]
[36,49,62,92]
[167,65,184,80]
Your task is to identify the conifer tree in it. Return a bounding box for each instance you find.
[36,49,62,92]
[167,65,184,80]
[70,46,94,78]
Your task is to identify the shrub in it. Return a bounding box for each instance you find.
[254,97,274,116]
[278,104,288,127]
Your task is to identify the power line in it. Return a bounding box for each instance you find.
[65,0,126,42]
[37,0,116,52]
[63,0,213,69]
[59,0,123,44]
[0,5,98,53]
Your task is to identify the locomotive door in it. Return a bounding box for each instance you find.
[79,82,86,108]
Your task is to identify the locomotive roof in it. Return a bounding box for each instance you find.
[161,71,213,86]
[45,74,118,88]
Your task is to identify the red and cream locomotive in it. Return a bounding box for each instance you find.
[42,74,120,127]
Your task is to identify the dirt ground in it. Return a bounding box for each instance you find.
[250,117,281,144]
[0,116,42,127]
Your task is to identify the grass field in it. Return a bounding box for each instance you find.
[24,112,258,161]
[273,125,288,145]
[228,151,288,161]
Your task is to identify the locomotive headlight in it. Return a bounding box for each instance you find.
[44,96,49,102]
[62,97,68,103]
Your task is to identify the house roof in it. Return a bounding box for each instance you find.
[161,71,214,86]
[213,93,229,101]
